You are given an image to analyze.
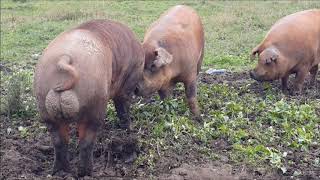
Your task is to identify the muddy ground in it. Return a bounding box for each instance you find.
[0,71,319,180]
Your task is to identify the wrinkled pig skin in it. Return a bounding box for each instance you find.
[135,5,205,120]
[250,9,320,94]
[34,19,144,177]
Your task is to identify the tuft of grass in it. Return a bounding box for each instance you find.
[1,70,37,118]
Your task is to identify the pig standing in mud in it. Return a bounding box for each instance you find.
[250,9,320,94]
[34,20,144,176]
[135,5,205,120]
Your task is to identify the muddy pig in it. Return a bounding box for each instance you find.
[135,5,205,119]
[34,20,144,176]
[250,9,320,94]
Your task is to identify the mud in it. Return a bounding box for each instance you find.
[200,71,320,100]
[0,71,319,180]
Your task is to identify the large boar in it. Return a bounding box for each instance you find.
[250,9,320,94]
[34,20,144,176]
[135,5,204,119]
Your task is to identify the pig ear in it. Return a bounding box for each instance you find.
[153,47,173,68]
[250,45,260,61]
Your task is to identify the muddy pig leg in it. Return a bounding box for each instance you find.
[158,89,170,100]
[114,97,132,130]
[184,78,201,121]
[292,68,308,95]
[77,120,100,177]
[281,74,289,93]
[158,83,174,100]
[309,65,318,86]
[46,121,71,175]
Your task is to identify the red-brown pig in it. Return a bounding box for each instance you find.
[250,9,320,94]
[34,20,144,176]
[135,5,204,119]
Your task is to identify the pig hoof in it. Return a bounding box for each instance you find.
[52,165,71,176]
[78,166,92,177]
[281,88,289,94]
[52,170,69,177]
[118,121,132,131]
[309,81,315,87]
[290,89,301,96]
[124,151,137,163]
[192,115,202,123]
[52,158,71,176]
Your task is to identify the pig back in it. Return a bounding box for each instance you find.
[77,20,145,98]
[262,9,320,65]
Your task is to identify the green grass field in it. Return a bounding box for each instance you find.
[2,0,320,69]
[1,1,319,179]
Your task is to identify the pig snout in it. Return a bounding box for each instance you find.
[134,86,140,95]
[250,70,260,81]
[134,84,143,96]
[249,70,255,79]
[134,83,154,97]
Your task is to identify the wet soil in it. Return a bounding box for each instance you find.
[0,71,319,180]
[200,71,320,100]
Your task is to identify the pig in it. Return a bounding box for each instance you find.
[34,20,144,176]
[250,9,320,94]
[135,5,205,120]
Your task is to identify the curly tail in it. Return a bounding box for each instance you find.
[44,55,80,120]
[54,55,79,92]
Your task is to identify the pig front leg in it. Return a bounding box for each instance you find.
[114,97,132,130]
[309,65,318,86]
[158,89,170,100]
[158,83,174,100]
[184,79,201,121]
[46,121,71,175]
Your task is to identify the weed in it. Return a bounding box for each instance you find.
[1,70,37,118]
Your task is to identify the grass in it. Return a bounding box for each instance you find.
[2,1,320,70]
[1,0,320,178]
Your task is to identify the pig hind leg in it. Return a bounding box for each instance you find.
[78,105,107,177]
[46,121,71,175]
[114,97,132,130]
[309,65,318,86]
[292,67,308,95]
[77,118,101,177]
[184,77,200,121]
